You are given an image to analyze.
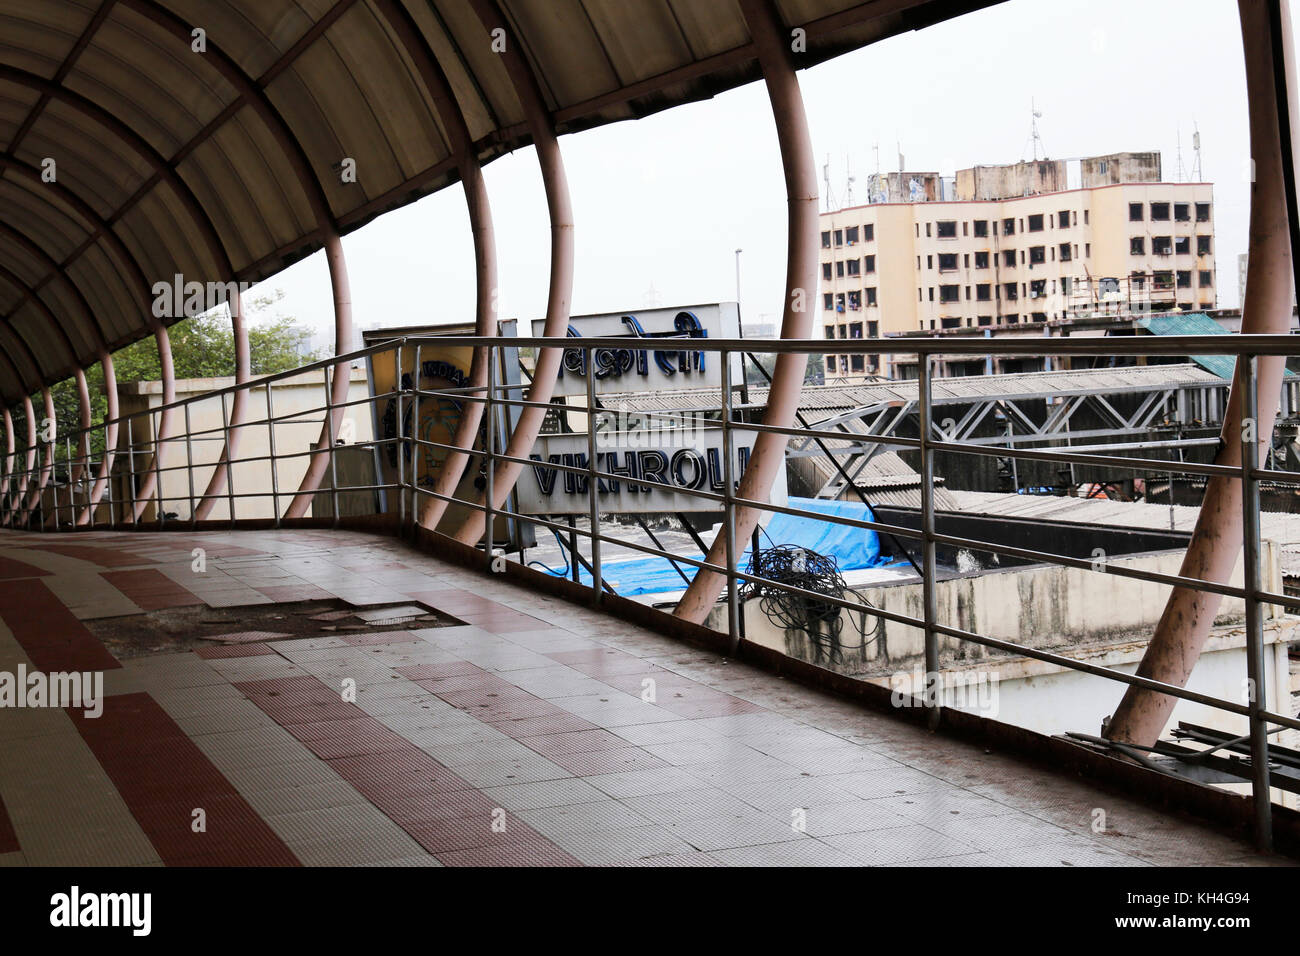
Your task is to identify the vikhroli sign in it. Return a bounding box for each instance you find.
[515,426,788,516]
[533,302,741,398]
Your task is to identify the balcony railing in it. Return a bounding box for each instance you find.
[3,331,1298,848]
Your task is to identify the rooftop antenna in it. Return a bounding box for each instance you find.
[822,154,838,212]
[1192,123,1204,181]
[1175,125,1185,182]
[844,154,855,206]
[1023,99,1047,162]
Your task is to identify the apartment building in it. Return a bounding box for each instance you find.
[818,152,1215,380]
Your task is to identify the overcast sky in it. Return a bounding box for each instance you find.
[256,0,1279,341]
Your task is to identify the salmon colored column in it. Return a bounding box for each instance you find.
[1107,0,1297,746]
[674,0,819,626]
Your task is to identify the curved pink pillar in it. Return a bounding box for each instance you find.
[449,0,574,547]
[21,387,56,520]
[1,407,13,526]
[371,0,499,533]
[130,326,177,522]
[1107,0,1298,746]
[194,292,251,520]
[674,0,819,625]
[13,395,35,525]
[78,351,119,526]
[284,231,354,519]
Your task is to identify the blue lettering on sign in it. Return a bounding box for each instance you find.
[527,445,747,500]
[560,311,708,382]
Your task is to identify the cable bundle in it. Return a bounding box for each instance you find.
[739,544,881,664]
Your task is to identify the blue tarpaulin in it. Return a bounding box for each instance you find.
[540,497,888,595]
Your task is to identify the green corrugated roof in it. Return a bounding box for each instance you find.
[1136,312,1238,379]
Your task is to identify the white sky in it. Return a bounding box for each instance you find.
[255,0,1280,340]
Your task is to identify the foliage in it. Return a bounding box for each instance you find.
[31,289,318,466]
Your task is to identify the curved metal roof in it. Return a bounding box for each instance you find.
[0,0,996,402]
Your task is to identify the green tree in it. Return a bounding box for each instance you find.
[40,289,319,465]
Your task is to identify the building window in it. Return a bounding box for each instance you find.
[820,230,831,248]
[850,354,865,372]
[1084,211,1089,225]
[865,287,877,306]
[1150,202,1170,221]
[864,223,875,241]
[1197,236,1211,256]
[1031,312,1047,323]
[978,315,992,326]
[868,320,879,337]
[1152,236,1172,256]
[939,285,960,303]
[1002,249,1016,267]
[1004,314,1019,325]
[1129,271,1145,289]
[926,255,933,269]
[1154,270,1174,291]
[973,220,989,237]
[974,251,989,269]
[1003,282,1018,301]
[845,225,859,244]
[1059,242,1072,262]
[823,293,833,310]
[937,220,958,239]
[938,253,958,272]
[846,258,861,276]
[1174,203,1190,222]
[1030,279,1046,298]
[1002,218,1015,236]
[941,317,962,329]
[1129,203,1143,221]
[1195,203,1210,223]
[1130,237,1145,255]
[1174,236,1190,255]
[822,262,832,281]
[1199,270,1213,287]
[928,287,935,301]
[1177,270,1192,288]
[1058,210,1071,228]
[1028,214,1044,232]
[835,294,846,311]
[849,320,863,337]
[1029,246,1046,264]
[976,283,991,301]
[836,261,845,277]
[864,254,876,273]
[847,291,861,310]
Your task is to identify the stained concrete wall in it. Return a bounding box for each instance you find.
[720,542,1281,674]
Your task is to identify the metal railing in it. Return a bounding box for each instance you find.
[3,330,1298,849]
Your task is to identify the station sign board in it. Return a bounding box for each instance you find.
[532,302,741,399]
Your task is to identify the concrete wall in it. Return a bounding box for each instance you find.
[66,366,375,522]
[723,542,1280,673]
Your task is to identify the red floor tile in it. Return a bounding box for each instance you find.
[0,579,120,672]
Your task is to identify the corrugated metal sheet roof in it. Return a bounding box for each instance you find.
[1136,312,1236,378]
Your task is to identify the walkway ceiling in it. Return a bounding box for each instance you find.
[0,0,998,402]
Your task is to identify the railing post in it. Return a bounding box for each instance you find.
[266,382,280,527]
[152,408,165,528]
[722,348,739,652]
[183,401,196,526]
[103,421,114,528]
[484,346,496,569]
[1240,353,1273,852]
[585,345,602,599]
[394,342,405,530]
[124,418,137,527]
[221,391,235,525]
[917,348,940,729]
[325,365,340,527]
[411,343,421,531]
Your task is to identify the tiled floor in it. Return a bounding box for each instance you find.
[0,527,1289,867]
